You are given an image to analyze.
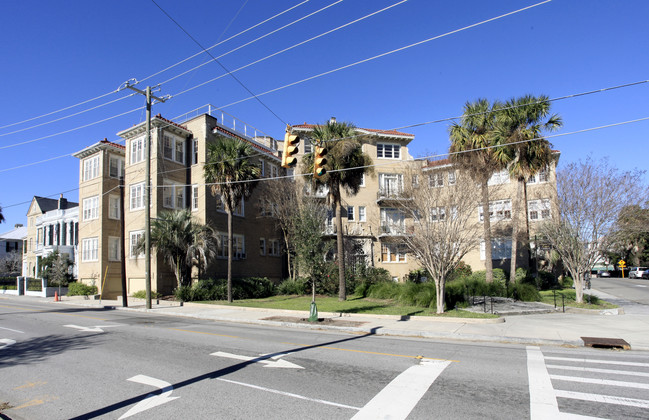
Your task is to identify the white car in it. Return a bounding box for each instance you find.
[629,267,648,279]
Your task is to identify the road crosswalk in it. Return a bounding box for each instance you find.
[527,346,649,419]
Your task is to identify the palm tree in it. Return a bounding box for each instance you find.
[301,120,372,300]
[135,209,216,290]
[204,137,261,302]
[449,99,503,283]
[493,95,562,283]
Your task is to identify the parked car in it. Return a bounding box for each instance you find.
[629,267,648,279]
[597,270,611,278]
[642,269,649,279]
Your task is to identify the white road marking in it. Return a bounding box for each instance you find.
[119,375,179,419]
[545,356,649,368]
[546,364,649,378]
[0,338,17,350]
[550,374,649,390]
[555,390,649,409]
[217,378,361,410]
[63,324,123,333]
[527,346,561,419]
[210,351,304,369]
[351,359,451,420]
[0,326,24,333]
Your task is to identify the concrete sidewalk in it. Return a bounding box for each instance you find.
[9,289,649,351]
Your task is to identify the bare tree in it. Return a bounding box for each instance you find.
[539,158,642,303]
[398,168,482,313]
[0,251,22,275]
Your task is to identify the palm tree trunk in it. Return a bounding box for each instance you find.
[522,182,533,275]
[509,178,523,284]
[227,210,233,303]
[481,181,494,283]
[336,199,346,301]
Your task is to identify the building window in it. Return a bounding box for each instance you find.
[380,208,405,235]
[82,237,98,262]
[215,195,244,216]
[269,239,281,256]
[430,206,446,222]
[108,195,120,220]
[303,139,313,154]
[377,143,400,159]
[216,233,246,259]
[488,169,510,186]
[379,173,403,196]
[130,137,145,164]
[381,243,406,262]
[428,172,444,188]
[480,238,512,260]
[528,199,551,221]
[130,230,145,258]
[192,185,199,211]
[109,155,125,179]
[260,160,266,177]
[270,164,278,179]
[108,236,121,261]
[528,168,549,184]
[412,175,419,188]
[162,134,185,164]
[163,181,185,209]
[347,206,355,221]
[448,171,456,186]
[359,206,366,222]
[360,173,365,187]
[83,155,100,181]
[130,183,145,211]
[259,238,266,255]
[479,200,512,222]
[82,196,99,221]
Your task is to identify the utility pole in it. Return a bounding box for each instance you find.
[119,176,127,308]
[123,81,167,309]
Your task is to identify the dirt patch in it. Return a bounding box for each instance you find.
[262,316,366,328]
[0,402,13,411]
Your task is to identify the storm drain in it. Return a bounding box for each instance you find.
[581,336,631,350]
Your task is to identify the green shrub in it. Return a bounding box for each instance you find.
[512,283,541,301]
[174,277,276,302]
[561,276,574,289]
[67,282,98,296]
[277,278,307,295]
[405,268,430,283]
[448,261,472,282]
[132,290,161,299]
[367,281,401,300]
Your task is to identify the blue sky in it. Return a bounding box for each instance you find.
[1,0,648,229]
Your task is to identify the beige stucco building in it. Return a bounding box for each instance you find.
[74,111,285,298]
[290,119,560,280]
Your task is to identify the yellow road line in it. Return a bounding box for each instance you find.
[12,395,59,410]
[280,342,460,363]
[0,304,106,320]
[14,381,47,390]
[170,328,239,338]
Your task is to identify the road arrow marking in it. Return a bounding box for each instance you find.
[63,324,123,333]
[211,351,304,369]
[119,375,179,419]
[0,338,16,350]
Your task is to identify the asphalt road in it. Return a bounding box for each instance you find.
[1,297,648,419]
[591,276,649,306]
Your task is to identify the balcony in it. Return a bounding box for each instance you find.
[304,185,329,199]
[378,223,410,237]
[377,186,411,203]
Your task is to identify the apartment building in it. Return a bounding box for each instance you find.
[74,110,285,298]
[289,119,559,280]
[22,195,79,279]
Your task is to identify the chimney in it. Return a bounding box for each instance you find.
[14,224,23,228]
[329,116,336,124]
[58,194,67,210]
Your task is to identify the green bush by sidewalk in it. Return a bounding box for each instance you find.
[174,277,276,302]
[67,282,98,296]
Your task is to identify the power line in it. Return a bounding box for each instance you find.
[151,0,289,127]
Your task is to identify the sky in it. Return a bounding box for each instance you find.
[1,0,648,230]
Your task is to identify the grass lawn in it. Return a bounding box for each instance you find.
[196,295,498,318]
[539,290,617,310]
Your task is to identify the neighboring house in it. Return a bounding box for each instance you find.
[74,110,284,298]
[1,224,27,274]
[22,195,79,279]
[289,118,560,280]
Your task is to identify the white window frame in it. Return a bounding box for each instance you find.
[130,182,145,211]
[108,195,120,220]
[191,138,199,165]
[381,243,406,263]
[109,155,125,179]
[130,136,145,164]
[360,173,365,187]
[82,196,99,221]
[108,236,121,262]
[163,181,185,210]
[429,206,446,222]
[162,133,185,164]
[216,232,246,259]
[479,199,512,222]
[82,237,98,262]
[379,173,403,195]
[528,199,551,221]
[303,139,313,154]
[428,172,444,188]
[347,206,355,221]
[488,169,510,186]
[269,239,281,256]
[448,171,456,186]
[192,185,199,211]
[359,206,366,222]
[83,155,100,181]
[130,230,145,258]
[259,238,266,256]
[377,143,401,159]
[527,168,550,184]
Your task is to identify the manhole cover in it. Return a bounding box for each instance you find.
[581,336,630,350]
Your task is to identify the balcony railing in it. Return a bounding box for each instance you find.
[379,223,408,236]
[377,186,410,201]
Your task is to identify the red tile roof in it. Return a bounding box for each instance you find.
[425,158,452,168]
[292,123,414,138]
[99,138,125,149]
[154,113,191,132]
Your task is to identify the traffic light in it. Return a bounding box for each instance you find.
[314,145,327,178]
[281,125,300,169]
